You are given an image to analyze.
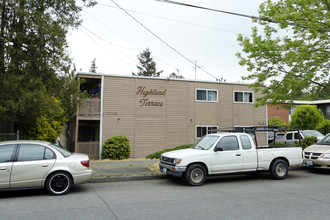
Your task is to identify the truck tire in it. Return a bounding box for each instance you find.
[270,159,288,180]
[185,164,206,186]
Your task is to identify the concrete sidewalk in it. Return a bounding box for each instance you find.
[90,159,166,183]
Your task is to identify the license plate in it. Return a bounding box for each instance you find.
[305,161,313,166]
[162,168,167,174]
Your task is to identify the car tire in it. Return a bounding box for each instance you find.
[46,171,73,195]
[185,164,206,186]
[270,159,288,180]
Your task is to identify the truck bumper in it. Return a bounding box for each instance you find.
[159,163,186,178]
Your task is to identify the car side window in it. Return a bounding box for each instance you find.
[0,144,16,163]
[240,135,252,150]
[17,144,55,161]
[44,147,56,159]
[294,133,301,139]
[216,136,239,151]
[286,133,293,140]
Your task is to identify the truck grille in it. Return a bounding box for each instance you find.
[304,152,322,160]
[160,156,175,165]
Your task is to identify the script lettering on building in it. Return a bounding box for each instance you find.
[136,86,166,107]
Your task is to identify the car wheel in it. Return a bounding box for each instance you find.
[185,164,206,186]
[46,172,72,195]
[270,159,288,180]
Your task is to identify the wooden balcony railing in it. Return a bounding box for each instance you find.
[78,99,100,117]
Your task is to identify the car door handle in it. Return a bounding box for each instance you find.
[0,167,7,170]
[236,153,241,156]
[41,164,49,167]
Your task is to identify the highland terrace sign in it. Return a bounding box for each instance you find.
[136,86,166,107]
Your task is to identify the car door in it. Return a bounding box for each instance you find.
[0,144,16,189]
[211,135,244,173]
[10,144,56,188]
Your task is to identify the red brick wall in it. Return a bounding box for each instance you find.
[268,104,289,125]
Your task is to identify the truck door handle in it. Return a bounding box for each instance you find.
[236,153,241,156]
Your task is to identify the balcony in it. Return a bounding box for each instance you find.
[78,99,100,118]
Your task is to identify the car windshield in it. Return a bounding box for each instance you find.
[302,130,324,137]
[192,135,219,150]
[318,134,330,144]
[49,144,72,157]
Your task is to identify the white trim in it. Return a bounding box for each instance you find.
[99,75,104,160]
[195,88,218,102]
[287,100,330,105]
[233,90,254,104]
[196,125,218,139]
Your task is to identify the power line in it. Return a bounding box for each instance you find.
[98,3,241,35]
[110,0,218,80]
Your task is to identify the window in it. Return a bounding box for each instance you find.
[240,135,252,150]
[234,91,253,103]
[0,145,16,163]
[286,133,293,140]
[196,89,218,102]
[17,144,56,161]
[196,126,218,138]
[216,136,239,151]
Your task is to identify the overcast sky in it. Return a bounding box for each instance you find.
[67,0,265,83]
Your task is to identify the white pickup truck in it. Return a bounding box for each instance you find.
[159,132,303,186]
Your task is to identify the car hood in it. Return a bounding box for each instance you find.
[304,144,330,153]
[162,148,208,159]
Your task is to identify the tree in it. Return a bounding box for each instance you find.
[132,48,163,77]
[0,0,96,141]
[268,116,287,127]
[169,71,185,79]
[316,119,330,135]
[289,105,324,130]
[236,0,330,106]
[89,58,98,73]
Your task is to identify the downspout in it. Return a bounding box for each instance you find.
[99,74,104,160]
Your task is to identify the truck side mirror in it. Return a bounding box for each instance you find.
[214,147,223,152]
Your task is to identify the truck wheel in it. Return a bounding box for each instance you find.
[185,164,206,186]
[270,159,288,180]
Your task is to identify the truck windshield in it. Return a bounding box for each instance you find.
[192,135,219,150]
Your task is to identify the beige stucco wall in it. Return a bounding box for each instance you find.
[101,76,266,158]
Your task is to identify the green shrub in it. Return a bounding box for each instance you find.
[146,144,193,159]
[102,136,130,160]
[301,136,318,150]
[316,119,330,135]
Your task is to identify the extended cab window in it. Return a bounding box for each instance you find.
[240,135,252,150]
[286,133,293,140]
[0,144,16,163]
[216,136,239,151]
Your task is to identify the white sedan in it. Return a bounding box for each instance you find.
[0,140,94,195]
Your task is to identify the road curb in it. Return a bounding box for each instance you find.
[90,174,167,183]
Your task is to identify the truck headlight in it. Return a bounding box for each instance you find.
[322,154,330,159]
[172,158,182,165]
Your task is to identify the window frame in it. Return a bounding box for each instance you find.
[196,89,218,102]
[16,144,56,162]
[233,91,254,104]
[196,125,218,139]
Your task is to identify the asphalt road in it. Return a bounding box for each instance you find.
[1,169,330,220]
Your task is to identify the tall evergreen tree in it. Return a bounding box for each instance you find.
[0,0,95,141]
[132,48,163,77]
[89,58,98,73]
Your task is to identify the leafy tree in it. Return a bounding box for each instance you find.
[316,119,330,135]
[132,48,163,77]
[289,105,324,130]
[268,116,287,127]
[89,58,98,73]
[0,0,96,140]
[236,0,330,106]
[169,71,185,79]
